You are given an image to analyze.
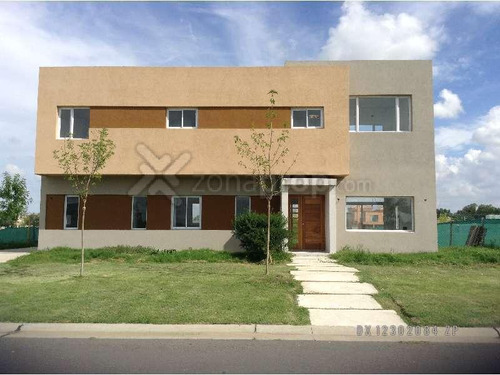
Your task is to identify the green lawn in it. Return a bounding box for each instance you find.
[0,247,309,325]
[331,246,500,327]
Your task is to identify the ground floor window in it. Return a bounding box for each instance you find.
[132,196,147,229]
[172,196,201,229]
[346,197,414,231]
[235,196,251,217]
[64,195,79,229]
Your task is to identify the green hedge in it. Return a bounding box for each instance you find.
[233,212,293,262]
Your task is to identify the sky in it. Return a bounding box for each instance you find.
[0,1,499,213]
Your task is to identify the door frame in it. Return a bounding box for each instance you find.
[288,194,326,251]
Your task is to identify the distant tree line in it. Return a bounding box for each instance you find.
[437,203,500,223]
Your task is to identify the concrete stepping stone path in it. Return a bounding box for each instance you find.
[290,252,406,327]
[297,294,383,309]
[291,266,358,275]
[302,281,378,295]
[292,272,359,282]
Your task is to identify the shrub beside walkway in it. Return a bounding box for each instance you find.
[289,252,405,326]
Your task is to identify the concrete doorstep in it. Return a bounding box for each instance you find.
[0,323,498,343]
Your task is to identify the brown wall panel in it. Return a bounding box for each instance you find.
[198,107,291,129]
[45,195,65,229]
[251,196,281,215]
[46,194,283,232]
[202,195,235,230]
[90,107,166,128]
[147,195,171,230]
[82,195,132,230]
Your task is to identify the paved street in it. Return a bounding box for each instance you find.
[0,338,498,373]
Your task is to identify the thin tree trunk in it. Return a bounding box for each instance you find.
[266,198,271,275]
[80,201,86,277]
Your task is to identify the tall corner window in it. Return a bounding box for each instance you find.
[349,97,411,132]
[64,195,79,229]
[235,196,251,217]
[292,108,323,128]
[345,197,414,231]
[132,196,147,229]
[58,108,90,139]
[167,109,198,128]
[172,196,201,229]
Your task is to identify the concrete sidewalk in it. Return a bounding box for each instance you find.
[0,247,34,263]
[0,323,498,343]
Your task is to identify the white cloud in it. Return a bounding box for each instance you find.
[4,164,24,176]
[434,89,464,119]
[473,106,500,147]
[436,106,500,210]
[469,2,500,16]
[435,126,472,152]
[433,57,471,83]
[319,2,441,60]
[209,6,286,66]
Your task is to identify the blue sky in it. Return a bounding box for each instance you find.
[0,1,499,212]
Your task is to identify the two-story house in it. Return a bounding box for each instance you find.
[35,61,437,253]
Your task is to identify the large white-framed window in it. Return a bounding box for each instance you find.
[58,108,90,139]
[291,108,324,128]
[167,108,198,128]
[64,195,80,230]
[349,97,411,132]
[345,196,414,231]
[131,196,147,229]
[235,196,251,218]
[172,196,201,229]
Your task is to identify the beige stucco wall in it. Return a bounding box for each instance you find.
[38,230,241,252]
[287,60,437,252]
[35,66,349,176]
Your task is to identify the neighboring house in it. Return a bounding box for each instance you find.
[35,61,437,253]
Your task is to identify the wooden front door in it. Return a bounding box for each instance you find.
[289,195,325,251]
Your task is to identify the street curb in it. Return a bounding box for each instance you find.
[1,323,499,343]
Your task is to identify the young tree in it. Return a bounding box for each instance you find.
[20,213,40,227]
[0,172,32,227]
[234,90,297,275]
[53,129,115,276]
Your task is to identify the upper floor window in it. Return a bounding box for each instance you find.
[292,108,323,128]
[58,108,90,139]
[167,109,198,128]
[349,97,411,132]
